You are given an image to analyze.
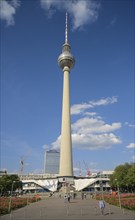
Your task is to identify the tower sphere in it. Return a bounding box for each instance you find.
[58,43,75,70]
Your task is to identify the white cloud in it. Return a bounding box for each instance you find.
[50,116,121,150]
[52,132,121,151]
[83,112,97,116]
[132,155,135,161]
[11,0,20,8]
[42,144,50,150]
[125,122,135,128]
[69,0,100,30]
[51,135,61,150]
[0,0,20,26]
[40,0,60,10]
[71,96,118,115]
[89,96,117,106]
[46,96,121,151]
[71,117,121,150]
[40,0,100,30]
[72,117,121,134]
[72,132,121,150]
[126,143,135,149]
[71,102,92,115]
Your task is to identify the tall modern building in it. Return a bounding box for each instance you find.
[58,13,75,177]
[44,150,60,174]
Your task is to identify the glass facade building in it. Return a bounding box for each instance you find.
[44,150,60,174]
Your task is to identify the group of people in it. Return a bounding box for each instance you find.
[64,193,105,215]
[64,193,71,202]
[81,193,87,199]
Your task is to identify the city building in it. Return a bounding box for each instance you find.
[44,150,60,174]
[0,170,7,177]
[21,170,114,193]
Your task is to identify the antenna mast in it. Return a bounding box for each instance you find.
[65,12,68,44]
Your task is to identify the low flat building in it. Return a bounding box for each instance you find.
[21,170,114,193]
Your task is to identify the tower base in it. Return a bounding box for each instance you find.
[58,176,75,193]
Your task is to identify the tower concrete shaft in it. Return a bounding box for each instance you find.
[59,66,73,176]
[58,13,75,177]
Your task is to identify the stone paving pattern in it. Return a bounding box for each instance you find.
[1,196,135,220]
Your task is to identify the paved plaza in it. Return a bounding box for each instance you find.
[1,196,135,220]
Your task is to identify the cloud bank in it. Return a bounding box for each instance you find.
[126,143,135,149]
[0,0,20,26]
[71,96,117,115]
[40,0,100,30]
[49,96,122,151]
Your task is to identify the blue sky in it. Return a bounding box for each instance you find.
[1,0,134,176]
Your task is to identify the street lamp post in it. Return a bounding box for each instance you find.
[126,184,129,193]
[115,179,122,209]
[0,185,3,196]
[99,180,104,200]
[8,181,15,213]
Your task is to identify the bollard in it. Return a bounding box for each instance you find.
[81,208,83,216]
[27,197,29,206]
[40,209,42,218]
[9,211,12,219]
[24,209,26,219]
[108,207,111,215]
[95,207,97,215]
[66,206,69,216]
[122,208,125,215]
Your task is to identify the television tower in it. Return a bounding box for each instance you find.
[58,13,75,177]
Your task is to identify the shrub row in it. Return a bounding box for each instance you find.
[0,196,41,215]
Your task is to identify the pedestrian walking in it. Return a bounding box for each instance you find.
[81,193,84,200]
[99,199,105,215]
[67,194,70,202]
[64,194,67,203]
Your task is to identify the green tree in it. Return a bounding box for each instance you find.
[125,165,135,191]
[0,174,22,195]
[109,162,134,192]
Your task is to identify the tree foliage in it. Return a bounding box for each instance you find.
[110,162,135,192]
[0,174,22,195]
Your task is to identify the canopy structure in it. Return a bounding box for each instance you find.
[74,178,98,191]
[22,179,58,192]
[22,176,111,192]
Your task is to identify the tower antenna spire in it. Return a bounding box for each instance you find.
[65,12,68,44]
